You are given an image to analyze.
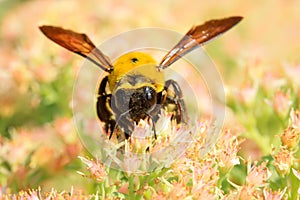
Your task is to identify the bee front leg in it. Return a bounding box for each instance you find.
[115,113,134,139]
[96,76,116,139]
[164,79,188,124]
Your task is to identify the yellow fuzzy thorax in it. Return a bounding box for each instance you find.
[108,52,165,92]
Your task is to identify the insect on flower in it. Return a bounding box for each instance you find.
[39,16,242,140]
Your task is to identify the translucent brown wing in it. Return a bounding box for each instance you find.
[158,16,243,69]
[39,25,113,72]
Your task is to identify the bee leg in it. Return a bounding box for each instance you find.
[144,113,157,139]
[96,76,116,139]
[151,117,157,139]
[164,79,188,124]
[149,91,163,123]
[115,113,134,139]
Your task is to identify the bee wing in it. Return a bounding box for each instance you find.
[158,16,243,69]
[39,25,113,72]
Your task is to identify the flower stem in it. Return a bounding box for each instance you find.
[128,175,135,199]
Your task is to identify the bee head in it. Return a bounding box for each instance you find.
[108,51,164,122]
[112,85,157,122]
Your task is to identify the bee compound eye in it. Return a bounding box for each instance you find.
[144,86,156,104]
[114,89,130,110]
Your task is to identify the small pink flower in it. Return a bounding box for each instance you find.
[246,161,271,187]
[239,184,261,200]
[280,126,300,149]
[129,120,152,153]
[23,189,41,200]
[236,82,258,106]
[217,146,240,173]
[271,91,292,118]
[263,187,287,200]
[122,153,142,174]
[54,117,78,143]
[191,160,219,199]
[272,146,293,176]
[262,71,286,93]
[216,130,240,173]
[152,190,168,200]
[78,156,106,182]
[0,130,36,170]
[168,181,190,199]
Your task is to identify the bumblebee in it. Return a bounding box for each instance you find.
[39,16,242,139]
